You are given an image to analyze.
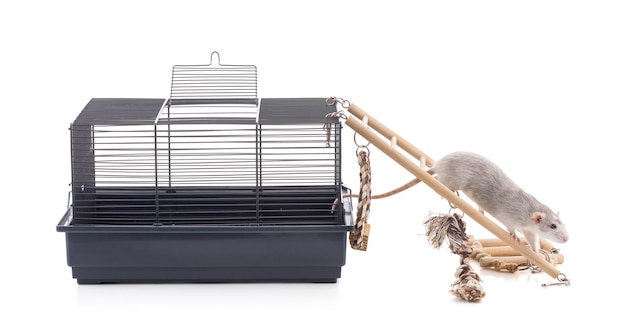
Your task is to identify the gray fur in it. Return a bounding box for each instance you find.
[432,151,569,252]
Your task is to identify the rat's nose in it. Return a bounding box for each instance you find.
[561,235,569,243]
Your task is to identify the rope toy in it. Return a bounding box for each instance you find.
[424,212,485,302]
[349,148,372,251]
[325,106,371,251]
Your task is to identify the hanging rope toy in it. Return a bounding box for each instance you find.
[326,98,372,251]
[424,211,486,302]
[349,145,372,251]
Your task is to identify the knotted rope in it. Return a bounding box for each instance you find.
[349,148,372,251]
[424,212,485,302]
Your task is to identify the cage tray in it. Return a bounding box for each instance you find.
[57,194,353,284]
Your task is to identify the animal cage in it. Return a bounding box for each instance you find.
[57,53,354,284]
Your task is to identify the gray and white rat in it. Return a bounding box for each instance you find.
[432,151,569,253]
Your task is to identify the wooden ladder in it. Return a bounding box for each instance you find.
[337,99,564,280]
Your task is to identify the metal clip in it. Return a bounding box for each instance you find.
[542,273,571,287]
[447,192,465,218]
[326,96,351,109]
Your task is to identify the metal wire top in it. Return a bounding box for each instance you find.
[161,51,259,124]
[169,51,257,103]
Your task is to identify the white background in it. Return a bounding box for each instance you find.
[2,1,625,324]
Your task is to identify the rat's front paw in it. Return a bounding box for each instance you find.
[509,232,521,243]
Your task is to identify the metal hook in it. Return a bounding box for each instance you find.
[449,206,464,218]
[446,191,464,217]
[327,97,351,109]
[353,131,371,149]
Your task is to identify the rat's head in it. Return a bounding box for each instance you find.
[531,210,569,244]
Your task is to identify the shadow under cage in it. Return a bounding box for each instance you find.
[57,54,354,284]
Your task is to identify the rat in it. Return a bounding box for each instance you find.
[431,151,569,253]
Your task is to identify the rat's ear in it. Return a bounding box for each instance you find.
[531,212,544,224]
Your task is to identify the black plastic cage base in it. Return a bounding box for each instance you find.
[58,195,353,284]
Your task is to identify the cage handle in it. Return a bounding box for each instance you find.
[209,51,221,66]
[66,183,72,209]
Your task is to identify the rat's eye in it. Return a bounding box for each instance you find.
[550,224,557,229]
